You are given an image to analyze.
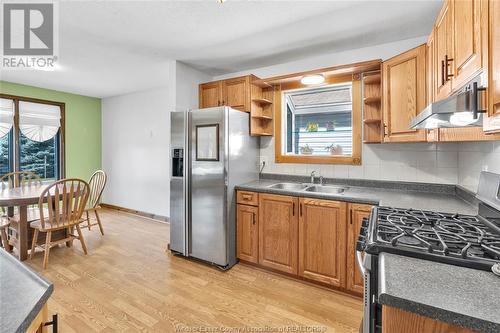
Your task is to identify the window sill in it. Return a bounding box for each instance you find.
[275,154,361,165]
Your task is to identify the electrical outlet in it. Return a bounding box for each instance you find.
[260,156,268,166]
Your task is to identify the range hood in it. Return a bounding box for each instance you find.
[410,75,486,129]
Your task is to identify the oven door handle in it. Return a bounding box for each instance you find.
[356,250,367,276]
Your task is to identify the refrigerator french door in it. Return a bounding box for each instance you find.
[169,107,258,269]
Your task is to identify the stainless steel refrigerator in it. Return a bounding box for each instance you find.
[169,107,259,269]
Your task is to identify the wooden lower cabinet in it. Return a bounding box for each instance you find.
[346,203,372,295]
[236,204,259,263]
[258,193,298,275]
[298,198,347,288]
[236,190,369,296]
[27,303,48,333]
[382,306,475,333]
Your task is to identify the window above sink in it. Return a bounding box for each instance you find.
[273,72,365,166]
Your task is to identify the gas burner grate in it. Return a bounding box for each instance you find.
[373,207,500,268]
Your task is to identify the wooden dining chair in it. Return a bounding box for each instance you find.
[81,170,107,235]
[0,216,11,252]
[28,179,90,269]
[1,171,42,214]
[0,171,42,190]
[1,171,42,251]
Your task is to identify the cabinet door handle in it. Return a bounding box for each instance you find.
[292,202,295,216]
[300,203,303,217]
[242,194,252,201]
[383,123,388,136]
[350,210,353,225]
[441,59,446,86]
[252,212,256,225]
[445,55,454,81]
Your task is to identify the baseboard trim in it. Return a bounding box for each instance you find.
[100,203,169,223]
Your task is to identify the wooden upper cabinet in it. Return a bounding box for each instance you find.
[382,44,427,142]
[434,1,454,101]
[298,198,347,288]
[222,76,250,112]
[346,203,371,295]
[487,0,500,126]
[258,193,298,275]
[199,76,252,112]
[199,81,222,108]
[236,204,259,263]
[452,0,485,90]
[426,29,436,106]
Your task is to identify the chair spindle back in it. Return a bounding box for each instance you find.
[38,179,89,231]
[88,170,107,209]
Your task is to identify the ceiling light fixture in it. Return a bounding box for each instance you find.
[300,74,325,85]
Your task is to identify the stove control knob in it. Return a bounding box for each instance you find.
[492,263,500,277]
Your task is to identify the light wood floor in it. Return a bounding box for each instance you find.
[27,209,363,333]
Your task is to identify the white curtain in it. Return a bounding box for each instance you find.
[0,98,14,139]
[19,101,61,142]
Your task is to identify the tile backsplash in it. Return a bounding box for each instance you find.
[260,138,500,192]
[457,141,500,191]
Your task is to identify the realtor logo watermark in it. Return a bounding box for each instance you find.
[1,1,58,70]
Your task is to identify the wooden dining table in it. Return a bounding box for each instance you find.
[0,184,70,261]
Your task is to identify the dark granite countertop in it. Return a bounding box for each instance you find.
[236,178,478,215]
[378,253,500,333]
[0,249,53,333]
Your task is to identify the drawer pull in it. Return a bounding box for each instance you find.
[44,314,58,333]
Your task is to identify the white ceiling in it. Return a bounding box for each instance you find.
[1,0,442,98]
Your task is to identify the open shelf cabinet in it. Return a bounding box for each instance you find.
[250,79,274,136]
[363,71,383,143]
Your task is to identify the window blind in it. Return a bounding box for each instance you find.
[0,98,14,138]
[19,101,61,142]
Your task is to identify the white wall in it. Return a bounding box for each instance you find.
[176,61,212,110]
[102,87,174,217]
[102,61,211,218]
[214,36,427,80]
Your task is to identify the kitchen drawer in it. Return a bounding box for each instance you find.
[237,191,258,206]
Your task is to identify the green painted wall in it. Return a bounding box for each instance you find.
[0,81,101,180]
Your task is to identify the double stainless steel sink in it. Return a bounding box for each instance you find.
[268,182,346,194]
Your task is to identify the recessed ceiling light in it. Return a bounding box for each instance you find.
[300,74,325,85]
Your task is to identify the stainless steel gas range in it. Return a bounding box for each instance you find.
[356,171,500,333]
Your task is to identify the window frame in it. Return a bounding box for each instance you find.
[0,93,65,179]
[274,74,362,165]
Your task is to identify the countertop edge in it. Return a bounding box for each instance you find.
[1,250,54,333]
[16,283,54,333]
[377,293,499,333]
[234,184,380,205]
